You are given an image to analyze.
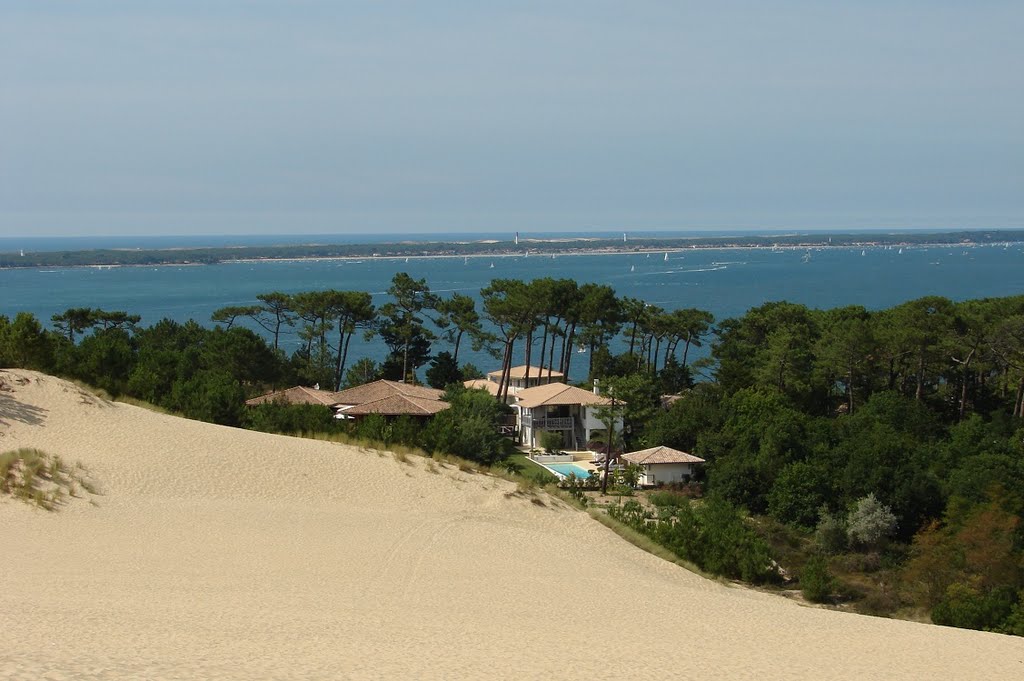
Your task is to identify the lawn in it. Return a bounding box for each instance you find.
[507,454,558,484]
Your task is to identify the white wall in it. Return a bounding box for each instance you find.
[582,408,623,431]
[640,462,697,486]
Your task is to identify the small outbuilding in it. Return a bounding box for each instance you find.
[621,446,705,487]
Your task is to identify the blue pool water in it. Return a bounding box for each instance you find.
[545,463,594,479]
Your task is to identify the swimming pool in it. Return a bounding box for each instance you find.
[544,463,594,479]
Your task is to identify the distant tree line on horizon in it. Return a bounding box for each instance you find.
[1,277,1023,635]
[3,228,1024,268]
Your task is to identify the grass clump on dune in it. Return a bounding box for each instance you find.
[0,448,100,511]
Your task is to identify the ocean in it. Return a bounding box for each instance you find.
[3,242,1023,378]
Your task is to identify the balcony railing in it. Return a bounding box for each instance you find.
[529,416,574,430]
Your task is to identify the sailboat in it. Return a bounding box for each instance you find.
[801,252,811,263]
[898,248,903,255]
[489,262,495,269]
[630,264,635,272]
[464,257,468,265]
[405,257,409,263]
[861,250,866,256]
[664,252,669,262]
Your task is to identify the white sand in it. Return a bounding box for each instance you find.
[1,369,1021,680]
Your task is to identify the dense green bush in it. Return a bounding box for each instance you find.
[610,496,778,584]
[243,403,340,434]
[768,461,829,528]
[847,494,898,550]
[931,583,1017,631]
[815,508,848,554]
[800,554,835,603]
[420,387,513,465]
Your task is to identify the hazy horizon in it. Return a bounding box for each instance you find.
[3,2,1022,237]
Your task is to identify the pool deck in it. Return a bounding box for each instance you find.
[535,452,599,478]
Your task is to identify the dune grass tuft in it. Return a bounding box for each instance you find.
[0,448,101,511]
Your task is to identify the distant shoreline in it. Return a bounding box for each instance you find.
[2,229,1023,270]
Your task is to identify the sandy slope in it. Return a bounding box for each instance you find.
[0,370,1021,680]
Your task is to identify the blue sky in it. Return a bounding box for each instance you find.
[1,1,1021,236]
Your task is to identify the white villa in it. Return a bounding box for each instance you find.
[621,446,705,486]
[513,381,624,450]
[464,364,564,403]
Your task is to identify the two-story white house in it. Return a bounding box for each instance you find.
[513,381,624,451]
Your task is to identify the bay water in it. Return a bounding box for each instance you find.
[3,243,1023,379]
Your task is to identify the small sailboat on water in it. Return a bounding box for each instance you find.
[664,252,669,262]
[630,264,635,272]
[489,261,495,269]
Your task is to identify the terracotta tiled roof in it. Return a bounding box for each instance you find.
[486,365,564,380]
[464,379,500,396]
[622,446,705,465]
[514,382,617,408]
[332,380,444,405]
[245,386,344,407]
[332,380,449,416]
[340,394,450,416]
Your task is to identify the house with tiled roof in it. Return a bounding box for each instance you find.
[245,385,345,408]
[621,446,705,486]
[332,380,449,419]
[246,380,449,421]
[464,364,564,404]
[513,381,624,450]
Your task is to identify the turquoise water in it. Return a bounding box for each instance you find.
[545,463,594,479]
[3,243,1024,378]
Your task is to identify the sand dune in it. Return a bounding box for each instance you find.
[1,370,1021,680]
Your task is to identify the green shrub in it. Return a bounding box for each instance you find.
[610,495,778,584]
[932,583,1017,631]
[815,507,848,554]
[539,430,564,453]
[648,490,689,508]
[998,595,1024,636]
[242,402,339,434]
[800,554,834,603]
[847,494,897,550]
